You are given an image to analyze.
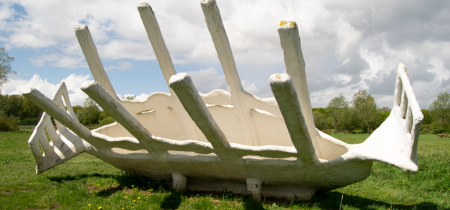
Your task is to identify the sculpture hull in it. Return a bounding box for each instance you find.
[90,147,373,200]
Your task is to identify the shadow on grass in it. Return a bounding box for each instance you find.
[47,173,445,209]
[288,191,445,210]
[159,190,264,210]
[47,172,108,183]
[160,192,183,209]
[97,173,171,197]
[243,198,265,210]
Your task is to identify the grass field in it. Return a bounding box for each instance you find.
[0,131,449,209]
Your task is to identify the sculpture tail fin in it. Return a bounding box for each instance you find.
[351,63,423,173]
[24,83,87,174]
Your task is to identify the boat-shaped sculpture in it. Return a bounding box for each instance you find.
[22,0,423,201]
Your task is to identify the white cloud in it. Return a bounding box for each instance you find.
[104,61,133,71]
[5,74,91,106]
[241,80,258,95]
[333,74,352,85]
[0,0,449,109]
[335,18,362,59]
[9,74,58,96]
[134,93,150,102]
[186,67,227,94]
[0,77,28,95]
[30,53,87,69]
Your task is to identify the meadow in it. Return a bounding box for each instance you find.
[0,131,449,209]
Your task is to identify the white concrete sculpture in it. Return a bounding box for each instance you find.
[22,0,423,201]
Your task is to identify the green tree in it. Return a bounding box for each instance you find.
[19,97,42,125]
[312,107,327,116]
[326,94,348,134]
[340,108,359,133]
[99,117,115,127]
[21,97,42,118]
[72,105,83,122]
[123,95,136,100]
[0,94,6,116]
[72,105,83,114]
[429,92,450,129]
[98,111,111,121]
[1,95,23,118]
[378,109,389,121]
[313,111,327,131]
[0,47,15,88]
[421,109,432,125]
[82,98,100,129]
[352,90,377,134]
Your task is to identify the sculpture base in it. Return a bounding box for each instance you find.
[186,178,316,201]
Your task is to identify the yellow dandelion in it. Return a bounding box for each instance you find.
[138,197,140,199]
[98,207,102,210]
[133,200,136,202]
[88,204,91,206]
[124,196,127,198]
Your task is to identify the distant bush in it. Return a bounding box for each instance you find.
[0,116,18,131]
[352,129,364,134]
[19,117,40,125]
[430,121,446,134]
[99,117,115,127]
[421,128,432,134]
[421,124,431,134]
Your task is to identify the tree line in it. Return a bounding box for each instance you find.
[313,91,450,134]
[0,91,448,134]
[312,90,386,134]
[0,95,115,131]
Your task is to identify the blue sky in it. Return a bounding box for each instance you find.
[1,0,449,109]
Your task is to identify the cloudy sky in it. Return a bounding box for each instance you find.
[0,0,449,109]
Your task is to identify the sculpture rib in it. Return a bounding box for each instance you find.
[169,73,230,150]
[269,74,319,164]
[75,26,119,101]
[137,2,200,141]
[22,1,424,201]
[201,0,258,146]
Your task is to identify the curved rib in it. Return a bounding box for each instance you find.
[200,89,231,105]
[228,143,298,158]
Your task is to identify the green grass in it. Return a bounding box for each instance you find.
[18,125,36,130]
[0,131,449,209]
